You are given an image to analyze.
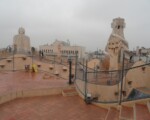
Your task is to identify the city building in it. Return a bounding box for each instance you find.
[39,40,85,59]
[129,46,150,63]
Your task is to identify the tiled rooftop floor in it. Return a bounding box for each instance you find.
[0,71,67,95]
[0,71,109,120]
[0,95,108,120]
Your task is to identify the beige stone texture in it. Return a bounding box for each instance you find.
[75,79,120,102]
[125,61,150,92]
[13,27,31,53]
[75,60,150,102]
[87,59,100,69]
[106,18,129,70]
[0,54,75,80]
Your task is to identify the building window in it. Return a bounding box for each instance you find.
[75,51,78,54]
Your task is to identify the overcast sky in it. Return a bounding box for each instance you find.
[0,0,150,51]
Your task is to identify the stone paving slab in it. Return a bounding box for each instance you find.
[0,71,109,120]
[0,71,68,96]
[0,95,108,120]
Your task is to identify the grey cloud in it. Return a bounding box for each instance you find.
[0,0,150,51]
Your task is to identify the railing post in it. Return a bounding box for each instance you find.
[75,53,78,80]
[69,59,72,84]
[54,54,56,74]
[68,56,72,85]
[82,59,85,80]
[84,60,88,100]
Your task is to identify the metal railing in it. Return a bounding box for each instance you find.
[0,53,78,80]
[75,60,150,104]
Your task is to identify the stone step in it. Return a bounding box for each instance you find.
[62,88,78,97]
[105,107,119,120]
[120,105,133,120]
[147,101,150,113]
[134,103,150,120]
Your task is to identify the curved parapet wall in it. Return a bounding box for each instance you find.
[75,79,120,103]
[124,61,150,97]
[75,61,150,105]
[0,54,75,80]
[125,61,150,88]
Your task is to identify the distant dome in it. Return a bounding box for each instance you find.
[18,27,25,34]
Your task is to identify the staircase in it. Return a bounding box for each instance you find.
[134,103,150,120]
[105,107,119,120]
[62,86,78,97]
[103,100,150,120]
[119,100,150,120]
[120,105,133,120]
[62,86,150,119]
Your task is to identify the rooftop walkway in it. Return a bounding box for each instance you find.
[0,95,108,120]
[0,71,67,95]
[0,71,109,120]
[0,71,149,120]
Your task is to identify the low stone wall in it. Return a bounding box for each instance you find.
[75,79,120,102]
[0,87,63,105]
[125,61,150,89]
[75,79,150,109]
